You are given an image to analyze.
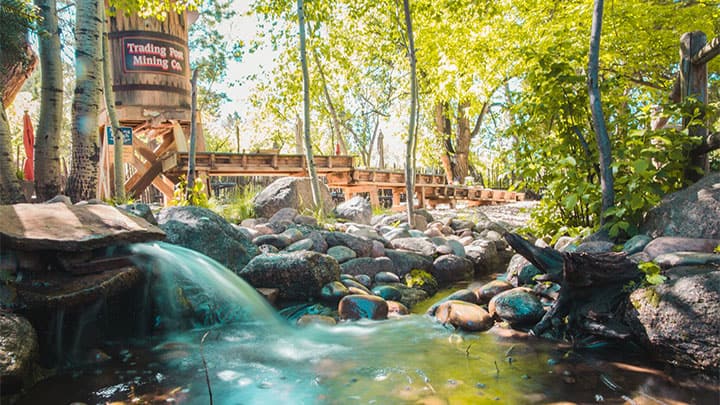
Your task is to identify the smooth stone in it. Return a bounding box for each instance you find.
[554,236,579,252]
[386,300,409,316]
[297,314,337,326]
[118,202,158,225]
[473,280,514,305]
[431,254,474,284]
[370,240,386,258]
[435,300,494,332]
[1,202,164,251]
[338,295,388,320]
[280,228,304,243]
[385,249,434,277]
[408,230,425,238]
[334,196,372,225]
[269,207,299,224]
[253,224,275,236]
[374,271,401,284]
[447,239,466,257]
[489,287,545,327]
[623,234,652,255]
[436,245,453,255]
[426,288,478,316]
[252,177,334,218]
[327,245,357,263]
[284,238,314,252]
[450,219,475,231]
[424,228,444,238]
[252,234,291,249]
[279,303,335,324]
[391,237,437,256]
[307,231,328,253]
[653,252,720,269]
[354,274,373,288]
[293,215,318,226]
[347,286,371,295]
[321,281,351,302]
[340,273,356,281]
[346,224,381,240]
[324,232,373,257]
[643,237,720,260]
[383,228,412,241]
[256,288,279,305]
[239,251,340,300]
[341,279,372,295]
[371,285,402,301]
[340,257,395,278]
[517,264,542,286]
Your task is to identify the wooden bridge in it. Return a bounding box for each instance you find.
[99,121,524,208]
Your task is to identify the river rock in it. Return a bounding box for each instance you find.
[653,252,720,269]
[465,241,500,276]
[307,231,328,253]
[385,249,433,277]
[258,244,279,254]
[425,288,478,316]
[158,206,257,272]
[340,257,394,278]
[473,280,514,304]
[239,251,340,300]
[118,202,158,225]
[269,207,299,225]
[387,300,409,316]
[321,281,350,302]
[293,214,318,227]
[252,177,334,218]
[324,232,373,257]
[371,285,402,301]
[623,234,652,255]
[391,237,437,256]
[431,254,474,284]
[1,202,164,251]
[0,312,39,395]
[643,237,720,259]
[252,234,291,250]
[341,279,372,295]
[297,314,337,326]
[575,241,614,253]
[517,264,542,286]
[625,265,720,370]
[338,295,389,320]
[280,303,336,324]
[374,271,401,284]
[370,240,385,257]
[355,274,373,288]
[640,172,720,239]
[285,238,314,252]
[489,288,545,327]
[334,196,372,225]
[327,245,357,263]
[435,300,494,332]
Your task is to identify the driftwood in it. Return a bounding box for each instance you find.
[504,233,642,341]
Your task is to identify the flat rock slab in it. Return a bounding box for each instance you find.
[0,203,165,251]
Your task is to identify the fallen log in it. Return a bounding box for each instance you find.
[504,233,643,341]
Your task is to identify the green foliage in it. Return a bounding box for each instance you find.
[171,175,209,208]
[0,0,38,62]
[210,184,259,223]
[638,261,667,286]
[714,244,720,254]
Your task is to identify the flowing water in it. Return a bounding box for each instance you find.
[18,243,720,404]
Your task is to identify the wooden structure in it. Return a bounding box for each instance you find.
[108,133,524,207]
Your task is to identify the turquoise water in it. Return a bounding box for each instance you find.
[17,243,719,404]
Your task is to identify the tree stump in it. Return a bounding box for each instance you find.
[504,233,642,341]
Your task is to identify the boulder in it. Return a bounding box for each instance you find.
[338,295,389,320]
[340,257,394,278]
[252,177,334,218]
[431,254,474,284]
[239,251,340,300]
[0,312,39,395]
[626,266,720,371]
[324,232,373,257]
[640,172,720,239]
[334,196,372,225]
[384,249,433,277]
[489,288,545,327]
[643,237,720,260]
[435,300,494,332]
[158,206,258,272]
[391,237,437,256]
[1,202,164,251]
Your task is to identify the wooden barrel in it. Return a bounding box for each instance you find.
[108,11,192,120]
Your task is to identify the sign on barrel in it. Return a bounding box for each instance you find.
[106,126,133,145]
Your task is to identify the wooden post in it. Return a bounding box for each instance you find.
[186,69,199,200]
[680,31,708,180]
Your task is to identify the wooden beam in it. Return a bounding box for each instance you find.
[692,36,720,65]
